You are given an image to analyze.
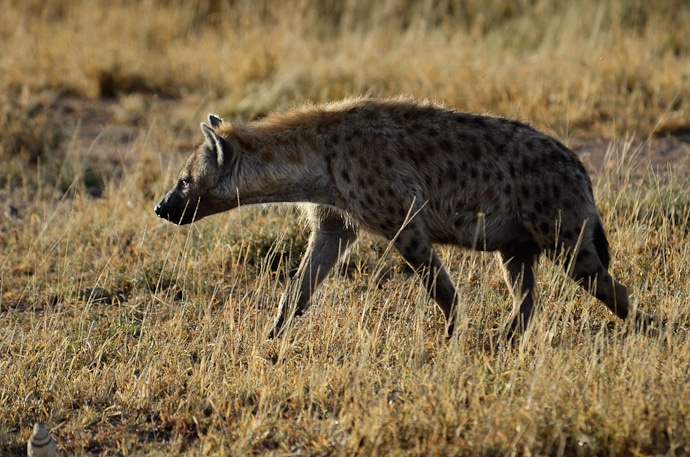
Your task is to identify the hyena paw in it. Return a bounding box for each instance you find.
[444,322,455,341]
[267,325,281,340]
[267,316,288,340]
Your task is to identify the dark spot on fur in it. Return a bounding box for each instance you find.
[411,151,425,166]
[521,186,531,198]
[404,236,420,253]
[466,202,479,214]
[503,183,512,195]
[469,116,487,128]
[439,138,453,152]
[522,158,536,174]
[470,142,481,160]
[542,196,552,210]
[401,147,415,161]
[341,169,351,183]
[540,221,551,235]
[380,219,394,233]
[508,163,517,178]
[541,138,558,154]
[548,148,566,165]
[427,127,439,137]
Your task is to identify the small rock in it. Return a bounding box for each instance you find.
[27,421,57,457]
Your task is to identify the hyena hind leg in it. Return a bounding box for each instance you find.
[569,223,654,330]
[571,264,654,329]
[268,206,357,338]
[499,240,541,340]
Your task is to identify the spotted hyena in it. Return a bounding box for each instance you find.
[155,97,652,339]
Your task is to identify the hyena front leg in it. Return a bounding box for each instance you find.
[268,206,358,338]
[500,240,541,340]
[393,228,458,338]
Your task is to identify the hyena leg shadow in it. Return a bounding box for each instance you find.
[393,226,459,338]
[567,222,654,329]
[269,206,357,338]
[499,240,541,340]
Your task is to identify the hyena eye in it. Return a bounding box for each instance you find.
[180,179,190,188]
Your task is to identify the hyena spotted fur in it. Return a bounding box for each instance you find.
[155,97,652,339]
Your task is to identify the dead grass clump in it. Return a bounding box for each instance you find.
[0,91,63,189]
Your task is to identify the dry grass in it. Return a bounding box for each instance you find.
[2,0,689,135]
[1,1,690,455]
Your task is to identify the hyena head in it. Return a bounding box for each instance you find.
[154,115,232,225]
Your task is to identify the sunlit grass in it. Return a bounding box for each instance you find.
[1,0,689,455]
[2,118,689,455]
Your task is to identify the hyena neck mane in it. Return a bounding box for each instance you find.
[216,112,340,208]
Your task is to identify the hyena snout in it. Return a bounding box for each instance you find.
[154,192,196,225]
[153,202,164,217]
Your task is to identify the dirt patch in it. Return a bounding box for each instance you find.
[572,134,690,184]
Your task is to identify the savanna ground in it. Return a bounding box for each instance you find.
[1,1,690,455]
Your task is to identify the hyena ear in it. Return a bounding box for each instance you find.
[201,123,226,168]
[207,114,223,129]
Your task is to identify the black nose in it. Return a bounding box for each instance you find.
[154,203,162,217]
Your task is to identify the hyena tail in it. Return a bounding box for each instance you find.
[593,219,610,269]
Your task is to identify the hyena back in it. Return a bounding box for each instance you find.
[154,97,652,339]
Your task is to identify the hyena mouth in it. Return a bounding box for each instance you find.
[153,202,176,220]
[154,200,198,225]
